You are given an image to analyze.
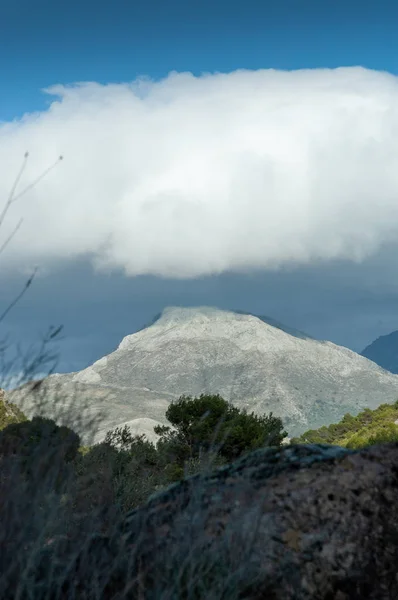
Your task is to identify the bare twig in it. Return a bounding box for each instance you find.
[0,152,64,326]
[0,266,38,326]
[10,154,63,205]
[0,151,29,231]
[0,152,63,255]
[0,217,23,256]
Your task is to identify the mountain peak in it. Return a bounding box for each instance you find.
[6,305,398,446]
[129,305,314,348]
[116,305,305,354]
[140,305,256,328]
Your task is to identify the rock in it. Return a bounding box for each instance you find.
[45,442,398,599]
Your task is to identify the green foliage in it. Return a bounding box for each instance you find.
[155,393,287,469]
[70,394,287,514]
[0,397,27,430]
[103,426,161,474]
[73,429,170,513]
[291,399,398,449]
[104,424,141,452]
[345,422,398,449]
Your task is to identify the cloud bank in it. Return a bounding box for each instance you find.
[1,66,398,279]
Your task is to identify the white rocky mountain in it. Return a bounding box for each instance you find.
[5,306,398,446]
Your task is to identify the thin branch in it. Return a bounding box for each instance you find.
[0,152,64,325]
[0,266,38,325]
[0,151,29,230]
[0,217,23,256]
[0,323,64,390]
[11,155,63,205]
[0,152,63,244]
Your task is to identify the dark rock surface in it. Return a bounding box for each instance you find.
[49,442,398,599]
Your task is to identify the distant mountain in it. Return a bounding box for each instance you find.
[5,306,398,446]
[360,331,398,374]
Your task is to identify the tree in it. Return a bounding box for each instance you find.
[154,393,287,468]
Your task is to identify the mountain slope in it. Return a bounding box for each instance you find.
[232,309,316,340]
[291,399,398,448]
[5,306,398,445]
[361,330,398,374]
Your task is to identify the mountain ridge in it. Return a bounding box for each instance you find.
[361,329,398,374]
[5,306,398,446]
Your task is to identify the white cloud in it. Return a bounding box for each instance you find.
[1,66,398,279]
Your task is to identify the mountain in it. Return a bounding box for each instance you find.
[360,330,398,374]
[5,306,398,446]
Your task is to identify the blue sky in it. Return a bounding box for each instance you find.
[2,0,398,121]
[2,0,398,383]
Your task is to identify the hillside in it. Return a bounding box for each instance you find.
[5,306,398,445]
[291,400,398,448]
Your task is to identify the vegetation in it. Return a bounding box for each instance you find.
[1,385,398,598]
[0,394,27,430]
[153,393,287,479]
[71,393,287,511]
[291,400,398,448]
[0,391,286,512]
[0,389,288,598]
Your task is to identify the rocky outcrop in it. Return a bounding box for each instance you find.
[31,441,398,599]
